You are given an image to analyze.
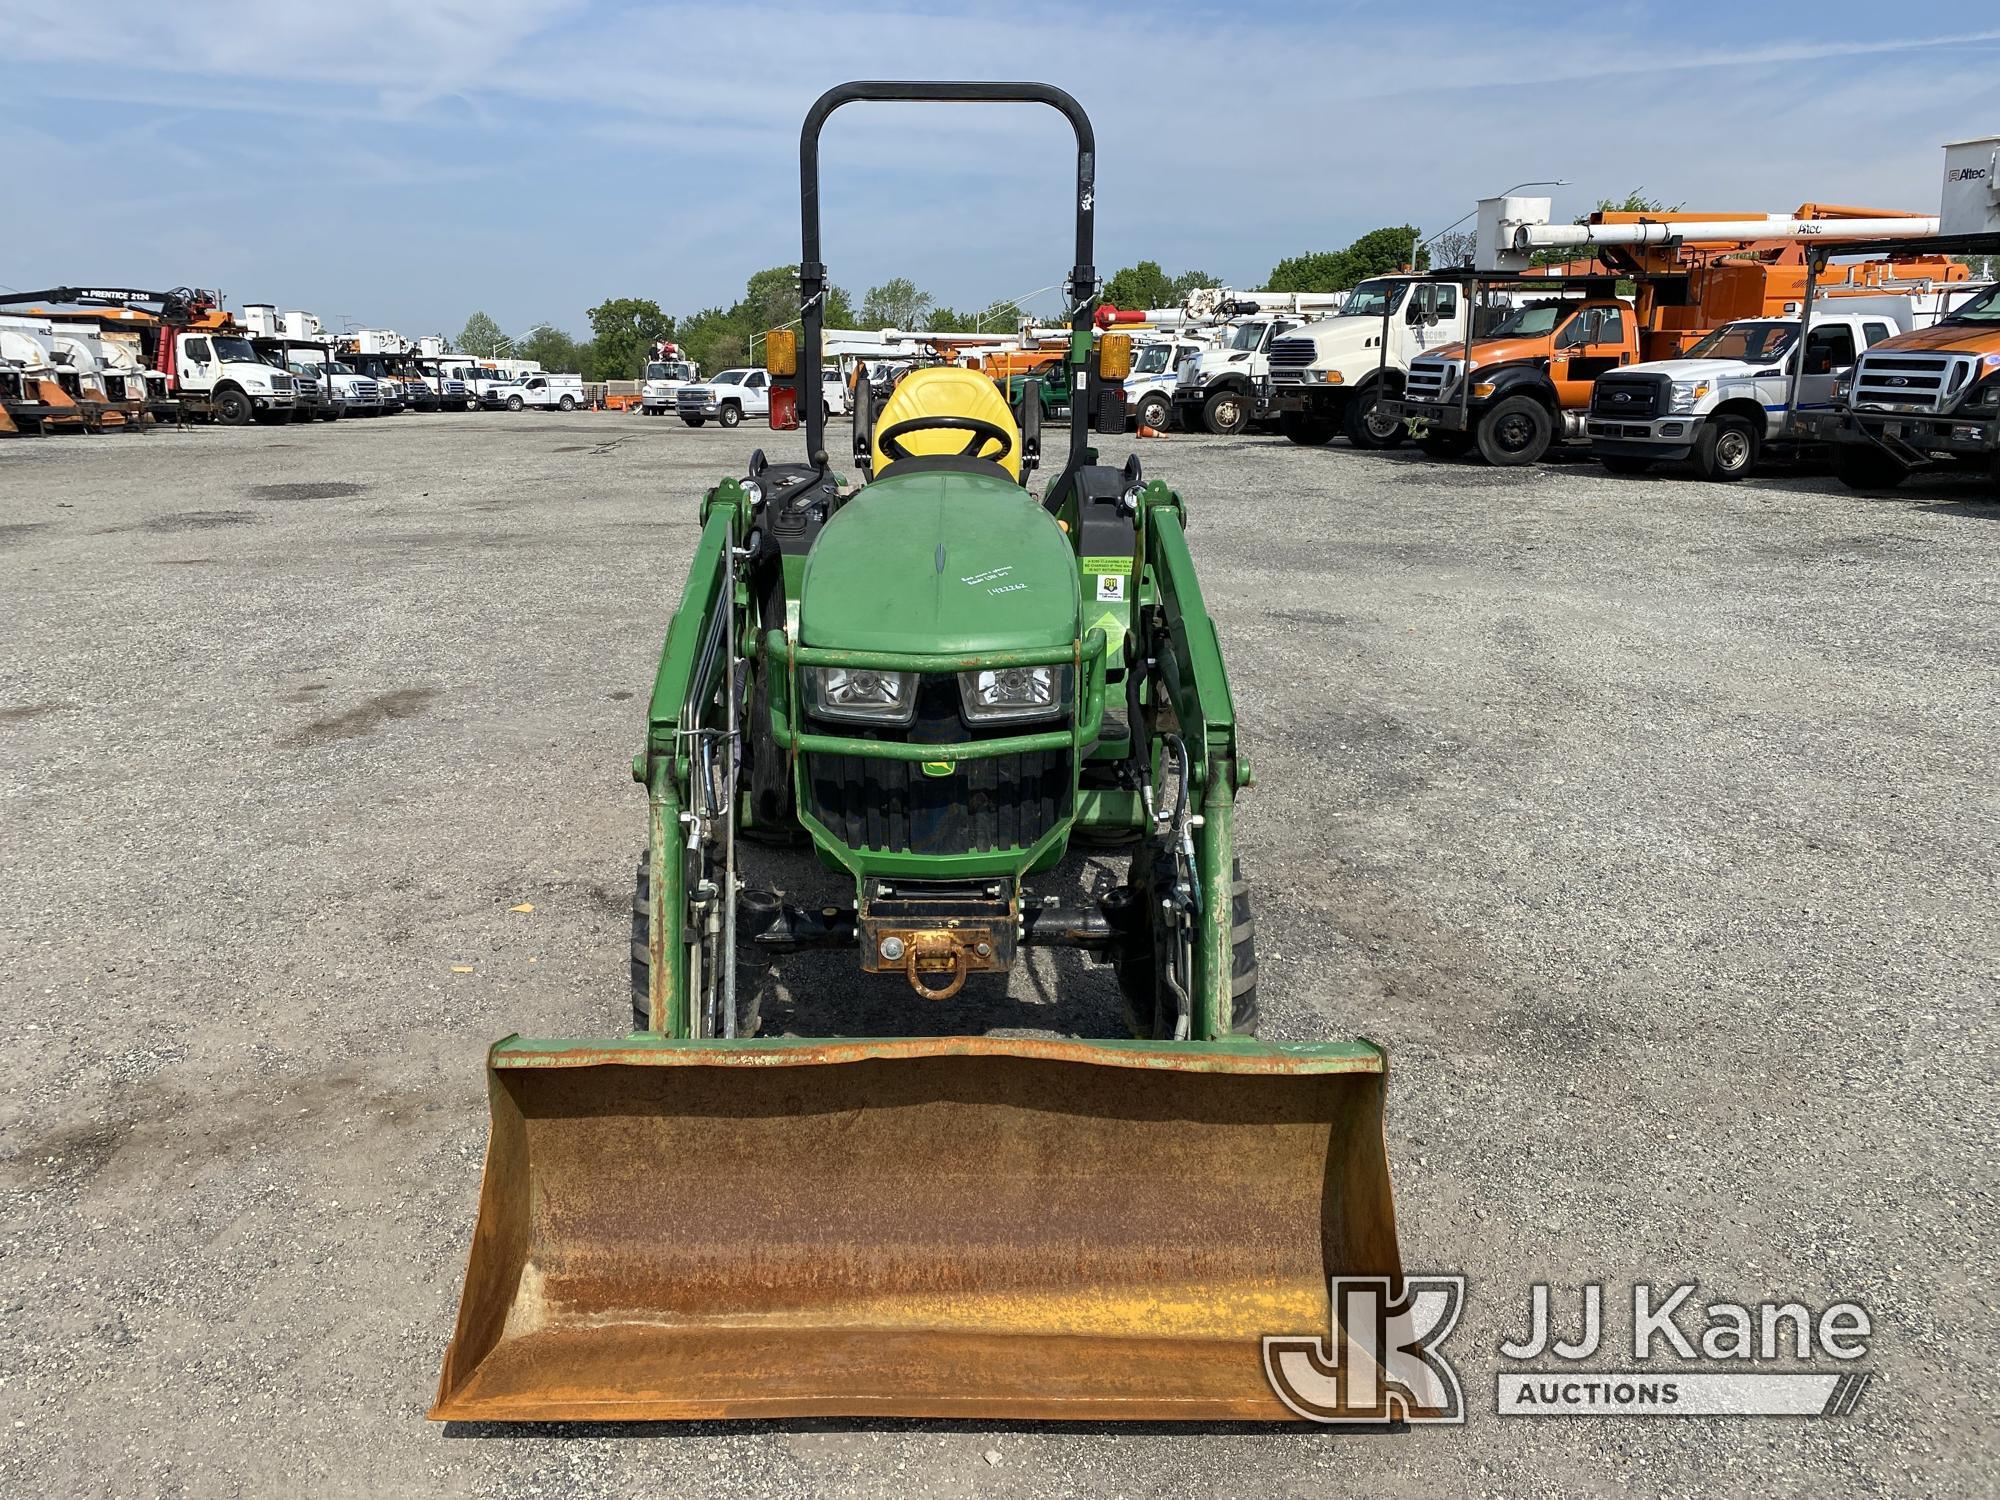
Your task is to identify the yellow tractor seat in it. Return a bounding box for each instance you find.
[870,365,1022,481]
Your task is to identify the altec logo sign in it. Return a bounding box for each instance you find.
[1263,1279,1874,1423]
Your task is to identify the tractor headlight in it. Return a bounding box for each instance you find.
[957,666,1067,724]
[1669,380,1709,414]
[806,667,917,725]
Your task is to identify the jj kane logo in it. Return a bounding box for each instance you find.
[1262,1279,1873,1423]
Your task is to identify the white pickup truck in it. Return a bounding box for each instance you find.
[1586,309,1911,479]
[676,368,771,427]
[505,372,586,411]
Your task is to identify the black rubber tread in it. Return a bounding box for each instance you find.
[1115,853,1258,1039]
[630,850,763,1036]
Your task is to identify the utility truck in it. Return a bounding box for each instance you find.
[499,371,586,411]
[1265,275,1468,446]
[1817,137,2000,490]
[1588,297,1968,479]
[641,341,700,415]
[1384,196,1965,466]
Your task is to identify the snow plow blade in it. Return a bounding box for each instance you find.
[431,1033,1402,1423]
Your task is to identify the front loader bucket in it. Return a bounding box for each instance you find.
[432,1034,1402,1422]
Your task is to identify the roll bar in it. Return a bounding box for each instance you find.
[797,81,1098,492]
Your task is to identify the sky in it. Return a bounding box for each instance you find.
[4,2,1998,341]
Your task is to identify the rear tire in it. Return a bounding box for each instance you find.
[1831,441,1907,491]
[1476,394,1553,466]
[1599,454,1655,475]
[1694,415,1759,481]
[1342,388,1406,449]
[1201,388,1250,436]
[559,394,576,411]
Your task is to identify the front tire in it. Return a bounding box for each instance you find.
[213,388,253,426]
[1342,388,1406,449]
[1279,412,1336,446]
[630,849,763,1037]
[1694,415,1760,481]
[1135,392,1170,431]
[506,395,523,412]
[1476,394,1553,466]
[719,403,742,428]
[1599,454,1655,475]
[1418,430,1471,460]
[1201,388,1250,436]
[1831,441,1908,491]
[682,416,704,427]
[1114,853,1258,1039]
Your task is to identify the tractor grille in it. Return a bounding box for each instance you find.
[1270,338,1317,369]
[806,748,1072,855]
[1405,358,1456,402]
[803,678,1072,855]
[1850,351,1975,413]
[1591,373,1665,418]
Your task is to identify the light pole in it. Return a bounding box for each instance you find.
[1412,179,1569,270]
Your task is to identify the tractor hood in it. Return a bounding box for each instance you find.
[799,470,1080,655]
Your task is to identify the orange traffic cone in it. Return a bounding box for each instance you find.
[1136,423,1161,438]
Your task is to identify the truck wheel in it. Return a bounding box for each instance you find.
[682,417,704,428]
[1418,431,1471,460]
[823,401,832,424]
[213,388,253,426]
[1343,389,1406,450]
[1476,395,1553,466]
[505,394,524,411]
[719,403,742,428]
[1201,388,1249,436]
[1694,415,1759,481]
[558,394,576,411]
[1599,455,1654,475]
[319,408,341,423]
[1279,412,1335,446]
[1135,393,1170,431]
[1831,442,1908,491]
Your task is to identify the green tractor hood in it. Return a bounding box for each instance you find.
[799,471,1081,654]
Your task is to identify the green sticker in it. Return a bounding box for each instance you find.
[1080,556,1131,574]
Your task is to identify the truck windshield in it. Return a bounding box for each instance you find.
[1130,344,1176,376]
[1340,280,1407,319]
[327,362,354,375]
[644,363,671,380]
[1682,322,1799,363]
[1226,323,1267,352]
[210,336,259,363]
[1943,283,2000,323]
[1483,304,1567,340]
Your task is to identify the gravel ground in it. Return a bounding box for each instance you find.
[1,412,1994,1498]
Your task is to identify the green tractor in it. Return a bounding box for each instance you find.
[433,81,1408,1426]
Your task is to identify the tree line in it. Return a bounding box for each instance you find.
[453,200,1670,380]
